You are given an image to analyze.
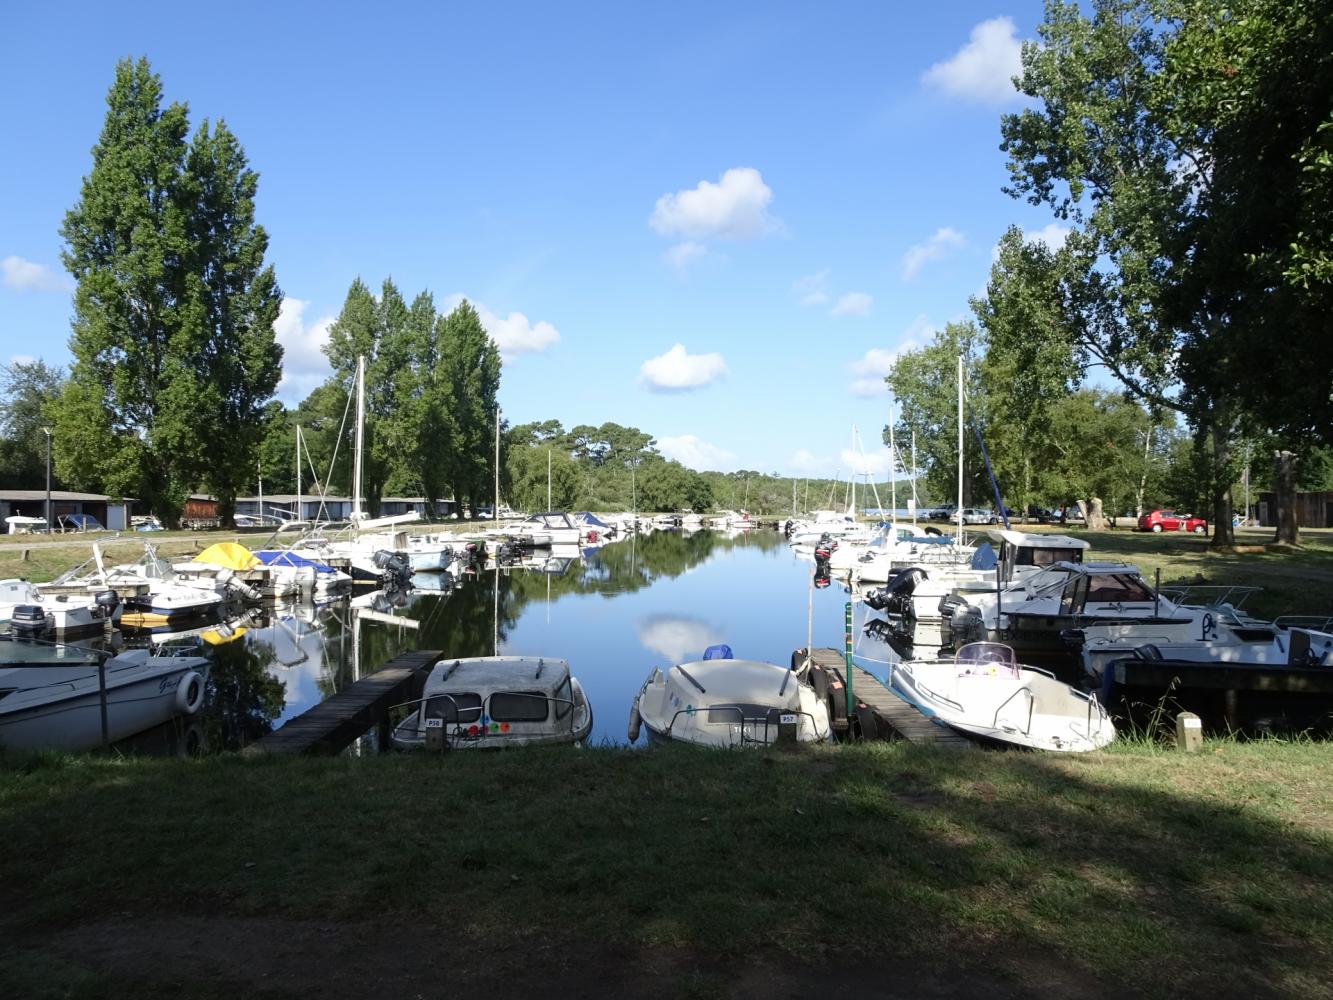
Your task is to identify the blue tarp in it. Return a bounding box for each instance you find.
[575,512,613,529]
[253,550,338,574]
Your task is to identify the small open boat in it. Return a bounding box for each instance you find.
[0,637,209,752]
[890,641,1115,752]
[629,645,831,747]
[390,655,592,750]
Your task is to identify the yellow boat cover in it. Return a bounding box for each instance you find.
[194,542,259,570]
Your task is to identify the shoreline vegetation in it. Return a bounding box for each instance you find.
[1,742,1331,999]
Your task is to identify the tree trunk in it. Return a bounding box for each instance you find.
[1208,401,1235,549]
[1273,450,1300,545]
[1086,497,1106,530]
[217,494,236,529]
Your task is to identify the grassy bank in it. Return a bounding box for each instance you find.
[2,741,1331,999]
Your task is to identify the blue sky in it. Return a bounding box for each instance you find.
[0,1,1069,479]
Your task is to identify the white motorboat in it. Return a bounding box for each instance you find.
[1,578,119,635]
[487,511,582,547]
[629,645,831,747]
[390,655,592,749]
[890,642,1115,752]
[1077,622,1332,686]
[0,637,209,752]
[573,512,618,542]
[252,548,354,594]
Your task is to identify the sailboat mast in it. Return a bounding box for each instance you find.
[911,429,917,528]
[296,424,303,524]
[956,354,963,547]
[494,405,500,519]
[888,399,897,523]
[353,355,365,521]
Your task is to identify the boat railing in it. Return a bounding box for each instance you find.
[665,704,826,745]
[990,686,1035,735]
[390,689,583,747]
[1159,584,1261,612]
[1274,614,1333,633]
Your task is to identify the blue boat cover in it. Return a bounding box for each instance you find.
[576,512,613,529]
[702,643,733,660]
[253,550,337,574]
[969,542,998,570]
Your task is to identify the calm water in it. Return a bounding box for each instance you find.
[119,528,914,753]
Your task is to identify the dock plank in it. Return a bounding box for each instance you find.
[796,647,970,748]
[247,649,441,756]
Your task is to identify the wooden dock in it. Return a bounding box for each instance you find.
[246,649,441,755]
[795,647,970,748]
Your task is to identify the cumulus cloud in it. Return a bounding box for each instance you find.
[637,614,725,663]
[664,241,708,271]
[1,255,70,293]
[650,167,779,241]
[922,17,1024,105]
[444,294,562,361]
[840,445,894,479]
[846,316,933,397]
[793,270,830,307]
[657,434,736,472]
[831,292,873,317]
[639,343,728,392]
[1027,222,1070,250]
[477,306,560,360]
[273,297,336,403]
[902,227,966,281]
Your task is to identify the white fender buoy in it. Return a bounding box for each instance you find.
[627,702,642,743]
[174,670,205,715]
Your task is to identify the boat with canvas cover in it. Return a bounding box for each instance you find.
[0,636,209,752]
[390,655,592,750]
[890,642,1115,752]
[629,645,831,747]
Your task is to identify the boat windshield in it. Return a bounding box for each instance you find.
[1085,574,1153,603]
[490,691,550,722]
[955,642,1020,677]
[425,692,482,724]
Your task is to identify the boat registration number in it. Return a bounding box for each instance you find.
[425,718,444,729]
[779,714,797,725]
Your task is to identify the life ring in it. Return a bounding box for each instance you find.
[174,670,205,715]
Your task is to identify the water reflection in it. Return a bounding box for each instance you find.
[101,527,872,749]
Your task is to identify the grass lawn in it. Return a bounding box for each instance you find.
[2,741,1331,999]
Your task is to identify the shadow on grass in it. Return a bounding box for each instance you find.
[0,744,1330,999]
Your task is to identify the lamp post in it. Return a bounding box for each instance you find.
[43,427,52,532]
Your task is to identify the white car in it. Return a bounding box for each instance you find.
[948,507,997,525]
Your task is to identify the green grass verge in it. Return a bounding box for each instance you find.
[2,742,1331,998]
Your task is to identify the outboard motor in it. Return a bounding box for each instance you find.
[94,589,119,620]
[783,518,794,538]
[814,572,831,589]
[372,550,411,582]
[868,567,926,619]
[865,616,915,652]
[10,605,49,637]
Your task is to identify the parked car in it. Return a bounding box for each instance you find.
[948,507,997,525]
[1137,509,1208,534]
[928,503,958,522]
[1024,505,1056,524]
[56,513,104,532]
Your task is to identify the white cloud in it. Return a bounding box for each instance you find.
[846,316,933,397]
[831,292,873,317]
[657,434,736,472]
[840,445,894,479]
[902,227,966,281]
[477,306,560,360]
[444,294,562,362]
[637,614,725,663]
[650,167,779,241]
[922,17,1024,106]
[664,241,708,271]
[1027,222,1070,250]
[1,255,70,293]
[639,343,728,392]
[788,449,825,474]
[273,297,336,403]
[8,354,36,367]
[793,270,830,307]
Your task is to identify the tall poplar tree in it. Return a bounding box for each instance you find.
[55,58,282,526]
[441,300,501,516]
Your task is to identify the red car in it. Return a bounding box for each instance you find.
[1137,509,1208,534]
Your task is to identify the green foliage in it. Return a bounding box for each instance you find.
[0,359,65,490]
[54,58,282,526]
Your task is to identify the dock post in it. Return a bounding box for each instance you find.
[1174,711,1203,751]
[844,603,854,720]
